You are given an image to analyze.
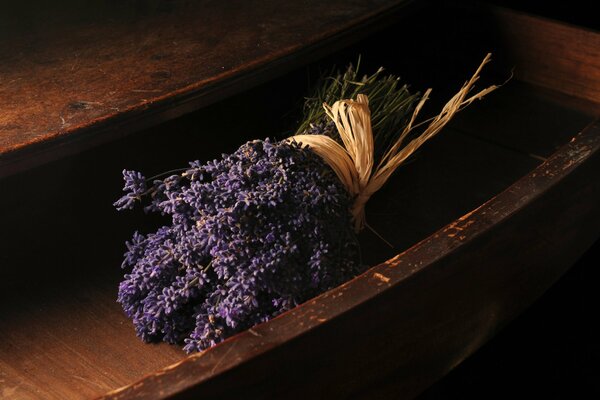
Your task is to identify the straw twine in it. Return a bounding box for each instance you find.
[288,53,498,232]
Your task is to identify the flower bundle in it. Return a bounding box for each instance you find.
[115,55,497,352]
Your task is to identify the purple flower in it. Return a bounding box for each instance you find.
[114,170,148,210]
[115,139,362,352]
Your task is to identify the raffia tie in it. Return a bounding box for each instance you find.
[288,53,498,232]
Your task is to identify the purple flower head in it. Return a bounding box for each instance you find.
[115,139,362,352]
[114,170,148,210]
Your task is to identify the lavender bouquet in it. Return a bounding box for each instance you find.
[115,55,497,352]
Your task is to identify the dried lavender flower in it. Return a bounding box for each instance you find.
[114,170,148,210]
[115,139,361,352]
[115,55,496,353]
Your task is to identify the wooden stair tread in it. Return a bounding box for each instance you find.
[0,0,413,178]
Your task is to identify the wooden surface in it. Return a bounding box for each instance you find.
[1,2,599,399]
[484,5,600,106]
[0,273,185,400]
[0,0,415,178]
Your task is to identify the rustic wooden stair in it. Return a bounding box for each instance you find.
[0,1,598,399]
[0,0,417,178]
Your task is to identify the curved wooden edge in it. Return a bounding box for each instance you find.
[0,0,420,179]
[98,120,600,399]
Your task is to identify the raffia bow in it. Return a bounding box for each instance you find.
[288,53,498,232]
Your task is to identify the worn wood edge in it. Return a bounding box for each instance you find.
[0,0,421,180]
[98,120,600,400]
[481,3,600,104]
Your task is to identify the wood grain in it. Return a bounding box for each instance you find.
[0,0,416,178]
[485,5,600,105]
[0,273,185,400]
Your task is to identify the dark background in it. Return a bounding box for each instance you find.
[489,0,598,30]
[418,239,599,399]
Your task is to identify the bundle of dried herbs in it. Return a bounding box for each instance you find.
[115,54,497,352]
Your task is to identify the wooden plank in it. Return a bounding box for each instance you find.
[483,5,600,104]
[0,0,416,178]
[0,273,184,400]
